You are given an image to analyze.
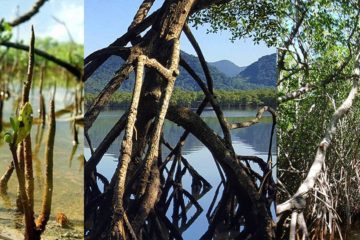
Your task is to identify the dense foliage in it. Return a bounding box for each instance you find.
[277,0,360,238]
[237,53,276,86]
[0,37,83,88]
[190,0,282,45]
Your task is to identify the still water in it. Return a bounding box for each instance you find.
[85,109,276,239]
[0,87,83,239]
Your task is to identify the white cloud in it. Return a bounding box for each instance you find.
[38,1,84,43]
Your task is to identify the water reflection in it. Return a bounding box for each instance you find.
[85,109,276,239]
[87,110,276,158]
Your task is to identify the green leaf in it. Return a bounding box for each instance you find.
[15,102,33,145]
[4,132,13,144]
[10,116,19,131]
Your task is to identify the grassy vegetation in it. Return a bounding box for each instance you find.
[0,37,83,88]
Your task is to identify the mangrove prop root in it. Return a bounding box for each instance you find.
[36,94,55,232]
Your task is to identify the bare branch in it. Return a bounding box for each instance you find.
[128,0,155,30]
[84,46,129,65]
[8,0,49,27]
[52,16,74,43]
[111,55,145,234]
[229,106,276,129]
[85,112,128,177]
[277,52,360,217]
[183,23,214,92]
[180,58,233,148]
[278,5,308,70]
[84,10,158,80]
[84,61,134,131]
[278,84,313,103]
[0,41,82,80]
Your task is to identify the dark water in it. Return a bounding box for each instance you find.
[85,109,276,239]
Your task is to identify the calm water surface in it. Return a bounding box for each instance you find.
[85,109,276,239]
[0,87,83,239]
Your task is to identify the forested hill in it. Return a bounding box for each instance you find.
[85,51,276,93]
[237,53,277,86]
[208,60,246,77]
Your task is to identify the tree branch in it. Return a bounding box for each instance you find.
[229,106,276,129]
[183,23,214,92]
[8,0,49,27]
[277,52,360,233]
[84,47,129,65]
[84,10,158,81]
[0,41,82,80]
[128,0,156,30]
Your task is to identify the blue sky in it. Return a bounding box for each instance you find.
[85,1,275,67]
[0,1,275,66]
[1,0,84,44]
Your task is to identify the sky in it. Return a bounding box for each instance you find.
[0,0,84,44]
[85,1,275,67]
[0,1,275,66]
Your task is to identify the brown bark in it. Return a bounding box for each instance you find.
[8,0,49,27]
[85,1,276,239]
[9,144,36,240]
[23,135,34,214]
[36,95,55,232]
[128,0,155,31]
[110,55,145,239]
[21,27,36,238]
[136,39,180,198]
[84,61,134,131]
[166,105,274,239]
[107,1,197,238]
[0,162,14,194]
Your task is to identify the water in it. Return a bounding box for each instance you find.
[85,109,276,239]
[0,86,84,239]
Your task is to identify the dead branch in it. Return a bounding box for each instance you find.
[8,0,49,27]
[229,106,276,129]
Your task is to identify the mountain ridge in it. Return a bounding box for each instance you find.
[208,60,246,77]
[85,51,276,93]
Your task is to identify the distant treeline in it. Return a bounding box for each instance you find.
[85,88,276,109]
[0,37,83,86]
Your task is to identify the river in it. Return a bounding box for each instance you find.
[85,109,276,239]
